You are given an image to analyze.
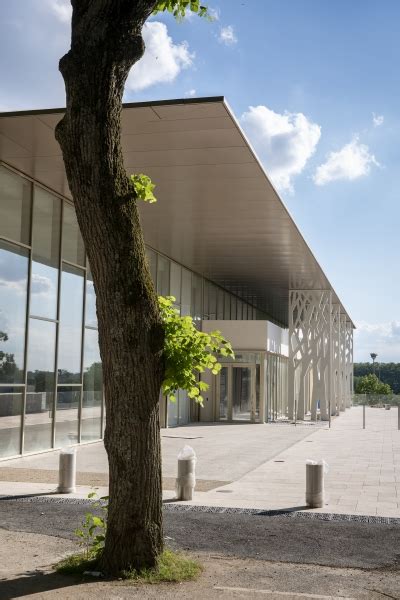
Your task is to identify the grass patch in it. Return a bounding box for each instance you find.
[123,549,202,583]
[55,549,202,583]
[55,553,99,575]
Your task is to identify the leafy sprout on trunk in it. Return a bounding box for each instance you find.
[159,296,234,404]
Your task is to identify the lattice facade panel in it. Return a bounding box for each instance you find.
[289,290,332,421]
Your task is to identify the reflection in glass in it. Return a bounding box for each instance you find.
[208,284,217,320]
[230,297,237,320]
[181,269,192,317]
[58,264,84,383]
[191,274,202,323]
[167,396,178,427]
[0,387,22,457]
[219,367,228,420]
[157,255,170,296]
[224,293,231,319]
[178,389,190,425]
[170,262,181,306]
[30,262,59,320]
[0,166,31,245]
[55,386,80,447]
[255,364,260,419]
[0,240,28,383]
[237,300,242,320]
[62,203,85,266]
[81,329,102,441]
[232,367,251,421]
[85,271,97,328]
[217,288,224,319]
[24,319,56,453]
[203,280,209,319]
[242,303,248,320]
[30,187,61,319]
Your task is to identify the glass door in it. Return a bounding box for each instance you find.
[217,364,257,422]
[232,366,252,421]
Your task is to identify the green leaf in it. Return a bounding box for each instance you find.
[130,174,157,203]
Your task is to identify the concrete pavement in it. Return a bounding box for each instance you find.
[0,406,398,518]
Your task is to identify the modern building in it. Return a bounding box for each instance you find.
[0,97,354,460]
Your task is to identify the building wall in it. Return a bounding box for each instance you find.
[0,163,271,457]
[201,321,289,423]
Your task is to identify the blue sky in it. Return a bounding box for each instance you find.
[1,0,399,362]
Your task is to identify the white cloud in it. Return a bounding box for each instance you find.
[30,273,53,296]
[184,88,196,97]
[313,137,379,186]
[48,0,71,23]
[372,112,384,127]
[126,21,194,92]
[240,105,321,193]
[219,25,237,45]
[354,320,400,362]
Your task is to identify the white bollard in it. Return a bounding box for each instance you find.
[58,448,77,493]
[176,445,196,501]
[306,460,327,508]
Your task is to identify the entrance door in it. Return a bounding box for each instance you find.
[217,364,257,422]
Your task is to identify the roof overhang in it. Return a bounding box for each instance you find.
[0,97,353,328]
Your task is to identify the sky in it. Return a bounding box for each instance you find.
[1,0,400,363]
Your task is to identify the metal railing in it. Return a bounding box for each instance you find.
[352,393,400,407]
[352,394,400,430]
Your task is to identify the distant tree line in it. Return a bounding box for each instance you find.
[354,363,400,394]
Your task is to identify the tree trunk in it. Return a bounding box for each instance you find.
[55,0,165,574]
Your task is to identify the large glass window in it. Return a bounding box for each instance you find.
[230,296,237,320]
[0,240,28,384]
[208,284,217,319]
[0,387,22,457]
[30,188,61,320]
[58,264,84,384]
[170,262,181,307]
[219,367,228,420]
[237,300,243,320]
[178,389,190,425]
[242,303,248,320]
[167,396,178,427]
[224,292,231,319]
[0,166,31,245]
[181,269,192,317]
[85,271,97,328]
[62,203,85,266]
[202,280,209,319]
[55,386,80,447]
[81,329,102,442]
[157,255,170,296]
[191,274,202,323]
[217,288,224,319]
[24,319,56,453]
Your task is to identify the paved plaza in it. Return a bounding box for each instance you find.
[0,406,399,518]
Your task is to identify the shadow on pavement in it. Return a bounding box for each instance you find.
[0,491,60,502]
[0,571,87,600]
[257,505,310,516]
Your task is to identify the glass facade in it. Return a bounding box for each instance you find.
[265,354,289,421]
[0,164,102,457]
[0,163,272,454]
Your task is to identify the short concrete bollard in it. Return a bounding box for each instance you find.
[306,460,327,508]
[176,445,196,501]
[57,448,77,493]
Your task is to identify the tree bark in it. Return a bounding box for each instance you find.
[55,0,165,574]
